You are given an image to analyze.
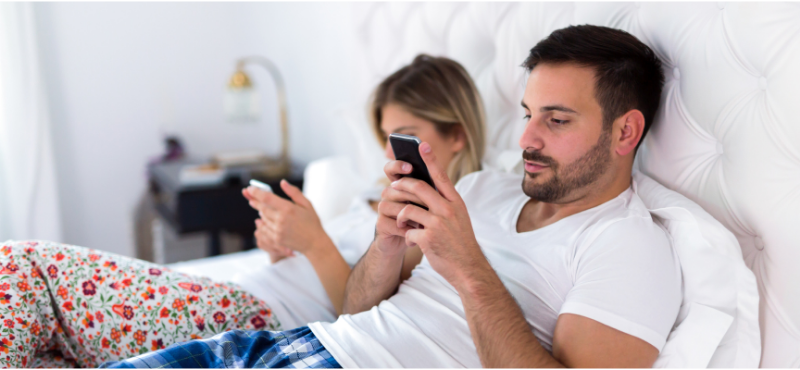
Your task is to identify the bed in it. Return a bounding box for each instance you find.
[171,3,800,367]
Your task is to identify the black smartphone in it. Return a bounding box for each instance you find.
[389,133,436,189]
[389,133,435,213]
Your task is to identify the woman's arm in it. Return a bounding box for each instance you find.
[302,234,351,315]
[245,180,353,315]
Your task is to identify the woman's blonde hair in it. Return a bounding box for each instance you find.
[370,54,486,184]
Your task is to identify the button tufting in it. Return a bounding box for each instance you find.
[716,142,724,155]
[717,2,725,10]
[754,236,765,251]
[758,77,767,90]
[673,67,680,80]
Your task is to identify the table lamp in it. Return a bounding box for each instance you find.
[224,56,290,178]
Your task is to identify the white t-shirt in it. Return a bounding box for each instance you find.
[230,188,379,329]
[309,170,682,368]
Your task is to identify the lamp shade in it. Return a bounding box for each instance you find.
[224,85,260,122]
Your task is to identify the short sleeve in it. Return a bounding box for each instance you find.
[559,217,682,351]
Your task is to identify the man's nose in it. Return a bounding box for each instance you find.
[519,119,545,151]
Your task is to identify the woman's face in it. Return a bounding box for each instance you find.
[380,104,465,174]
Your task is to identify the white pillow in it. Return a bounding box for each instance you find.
[632,171,761,368]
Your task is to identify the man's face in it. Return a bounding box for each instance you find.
[519,63,613,203]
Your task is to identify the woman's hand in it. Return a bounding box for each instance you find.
[254,218,294,263]
[243,180,332,259]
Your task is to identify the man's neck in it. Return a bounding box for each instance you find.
[516,170,632,233]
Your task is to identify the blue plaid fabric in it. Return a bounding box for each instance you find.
[100,326,341,369]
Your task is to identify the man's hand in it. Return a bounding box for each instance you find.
[388,142,487,289]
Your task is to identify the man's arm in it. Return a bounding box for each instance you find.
[341,239,405,314]
[392,142,660,368]
[456,259,658,368]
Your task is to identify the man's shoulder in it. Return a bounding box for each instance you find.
[577,190,673,264]
[455,169,524,210]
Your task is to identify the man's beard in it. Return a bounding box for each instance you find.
[521,129,612,203]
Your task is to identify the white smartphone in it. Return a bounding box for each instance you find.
[249,179,273,193]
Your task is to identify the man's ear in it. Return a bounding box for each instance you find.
[614,110,645,157]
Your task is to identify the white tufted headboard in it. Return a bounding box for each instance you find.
[336,2,799,366]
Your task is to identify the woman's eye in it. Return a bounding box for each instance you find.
[523,115,531,120]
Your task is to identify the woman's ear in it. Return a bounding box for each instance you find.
[450,125,467,154]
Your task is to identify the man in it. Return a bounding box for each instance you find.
[105,25,681,369]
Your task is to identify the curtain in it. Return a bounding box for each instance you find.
[0,3,62,241]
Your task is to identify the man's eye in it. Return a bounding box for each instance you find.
[550,118,568,125]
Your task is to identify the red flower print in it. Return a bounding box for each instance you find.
[31,267,42,279]
[120,323,132,335]
[103,261,117,271]
[0,283,9,290]
[178,282,203,292]
[16,281,29,292]
[4,319,13,328]
[141,286,155,300]
[122,278,132,287]
[47,265,59,279]
[213,312,226,324]
[192,316,205,331]
[55,252,65,261]
[5,263,20,274]
[159,307,170,318]
[110,328,122,343]
[159,286,168,295]
[82,280,97,296]
[5,262,18,272]
[220,297,231,308]
[31,322,41,336]
[148,268,162,276]
[123,306,134,320]
[109,281,121,290]
[250,316,266,329]
[151,338,164,351]
[89,254,100,262]
[81,313,95,329]
[62,301,74,311]
[0,338,10,354]
[102,337,111,348]
[0,293,11,305]
[56,285,69,299]
[133,330,147,346]
[112,303,135,320]
[190,310,197,317]
[172,298,185,311]
[187,295,199,304]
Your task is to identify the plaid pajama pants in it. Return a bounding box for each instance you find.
[100,326,341,368]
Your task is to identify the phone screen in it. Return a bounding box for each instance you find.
[389,133,436,189]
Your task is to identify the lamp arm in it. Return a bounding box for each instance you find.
[237,56,290,168]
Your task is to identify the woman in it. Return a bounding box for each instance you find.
[240,53,486,319]
[0,54,486,368]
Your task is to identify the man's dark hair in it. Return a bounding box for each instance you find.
[523,25,665,149]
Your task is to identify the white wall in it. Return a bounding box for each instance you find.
[35,2,362,256]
